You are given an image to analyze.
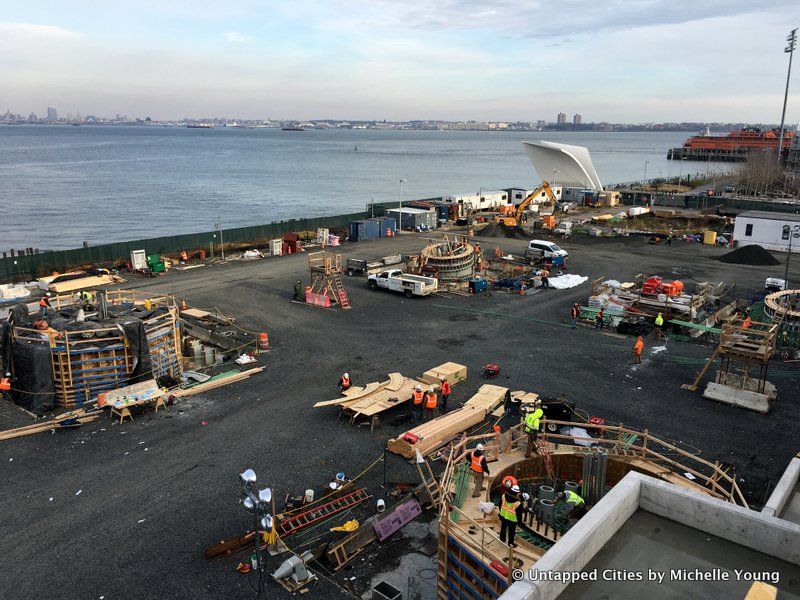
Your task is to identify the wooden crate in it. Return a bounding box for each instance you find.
[419,362,467,386]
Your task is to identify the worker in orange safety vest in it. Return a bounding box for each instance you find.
[39,293,52,316]
[467,444,490,498]
[633,336,644,364]
[440,378,451,413]
[411,384,424,423]
[339,372,351,392]
[424,387,438,421]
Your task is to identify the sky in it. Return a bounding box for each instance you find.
[0,1,799,122]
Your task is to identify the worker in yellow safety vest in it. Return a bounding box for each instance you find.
[524,403,544,459]
[424,387,438,421]
[654,312,664,340]
[498,484,523,547]
[467,444,489,498]
[411,385,424,423]
[557,490,586,517]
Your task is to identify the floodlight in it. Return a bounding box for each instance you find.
[258,488,272,504]
[240,469,257,485]
[261,515,273,530]
[242,497,255,511]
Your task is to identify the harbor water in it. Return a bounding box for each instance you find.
[0,126,730,250]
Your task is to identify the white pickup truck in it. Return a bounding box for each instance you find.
[367,269,438,298]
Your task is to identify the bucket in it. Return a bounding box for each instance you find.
[376,499,386,513]
[258,332,270,351]
[304,489,315,503]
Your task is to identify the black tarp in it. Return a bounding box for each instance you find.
[119,320,152,383]
[11,341,55,415]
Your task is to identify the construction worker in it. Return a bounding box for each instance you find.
[557,490,586,518]
[742,315,752,329]
[523,402,544,459]
[633,335,644,365]
[498,484,523,547]
[540,267,550,289]
[339,372,351,392]
[595,308,604,330]
[39,293,52,316]
[180,249,189,263]
[424,387,438,421]
[467,444,490,498]
[440,378,451,413]
[501,475,518,491]
[293,279,304,301]
[570,303,579,329]
[654,312,664,340]
[411,384,424,423]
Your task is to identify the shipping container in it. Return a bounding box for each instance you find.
[386,208,438,231]
[376,217,397,236]
[349,219,381,242]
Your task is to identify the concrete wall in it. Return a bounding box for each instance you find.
[732,215,800,252]
[499,472,800,600]
[763,457,800,519]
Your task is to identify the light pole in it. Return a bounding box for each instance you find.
[551,169,559,185]
[398,178,406,230]
[777,28,797,160]
[783,224,800,288]
[239,469,273,599]
[643,161,650,188]
[216,215,225,260]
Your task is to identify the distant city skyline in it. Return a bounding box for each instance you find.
[1,1,798,122]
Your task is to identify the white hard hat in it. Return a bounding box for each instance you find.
[344,373,349,378]
[428,387,434,392]
[476,443,484,451]
[511,485,520,493]
[415,384,421,391]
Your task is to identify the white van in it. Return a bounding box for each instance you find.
[526,240,569,260]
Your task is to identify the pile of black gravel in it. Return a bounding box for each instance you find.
[718,244,780,266]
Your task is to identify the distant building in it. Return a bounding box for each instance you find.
[787,135,800,176]
[573,114,582,125]
[46,107,58,121]
[557,112,567,125]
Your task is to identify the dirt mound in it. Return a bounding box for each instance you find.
[477,221,528,239]
[718,244,780,266]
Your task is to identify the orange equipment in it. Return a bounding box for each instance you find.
[495,182,558,228]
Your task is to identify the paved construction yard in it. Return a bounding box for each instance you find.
[2,232,799,599]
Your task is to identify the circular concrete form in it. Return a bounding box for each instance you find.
[764,289,800,321]
[421,240,475,281]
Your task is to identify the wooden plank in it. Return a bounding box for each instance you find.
[48,275,120,294]
[172,367,263,398]
[463,384,508,412]
[388,404,489,459]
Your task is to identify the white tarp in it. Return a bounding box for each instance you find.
[548,274,588,289]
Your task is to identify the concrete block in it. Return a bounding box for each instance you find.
[703,382,771,413]
[714,371,777,400]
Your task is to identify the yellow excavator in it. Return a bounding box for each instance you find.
[495,182,559,227]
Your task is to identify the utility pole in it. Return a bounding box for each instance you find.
[398,179,406,231]
[216,215,225,260]
[777,28,797,161]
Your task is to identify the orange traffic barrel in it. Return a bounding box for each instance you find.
[181,299,187,310]
[258,333,270,351]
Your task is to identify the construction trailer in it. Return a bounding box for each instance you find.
[8,291,182,411]
[386,207,438,231]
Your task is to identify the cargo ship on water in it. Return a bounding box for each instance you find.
[667,126,794,161]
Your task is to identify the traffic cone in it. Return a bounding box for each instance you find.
[258,333,270,352]
[181,299,187,310]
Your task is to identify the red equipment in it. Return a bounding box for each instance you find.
[642,276,662,295]
[483,364,500,379]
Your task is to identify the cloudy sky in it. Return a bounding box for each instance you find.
[1,1,798,122]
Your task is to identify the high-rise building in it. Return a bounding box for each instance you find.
[573,114,582,125]
[557,112,567,124]
[46,107,58,121]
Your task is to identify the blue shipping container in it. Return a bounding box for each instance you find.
[374,217,397,237]
[348,221,360,241]
[357,219,380,241]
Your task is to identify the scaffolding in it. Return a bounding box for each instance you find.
[10,293,182,408]
[306,251,350,309]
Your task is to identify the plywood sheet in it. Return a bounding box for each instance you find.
[48,275,120,293]
[463,384,508,412]
[343,378,419,417]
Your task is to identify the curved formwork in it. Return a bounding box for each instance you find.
[421,239,476,281]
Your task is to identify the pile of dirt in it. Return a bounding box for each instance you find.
[477,221,528,239]
[718,244,780,266]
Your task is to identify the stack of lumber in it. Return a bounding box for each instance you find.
[387,384,508,459]
[0,407,101,441]
[418,362,467,386]
[48,274,122,294]
[172,367,264,398]
[314,373,421,418]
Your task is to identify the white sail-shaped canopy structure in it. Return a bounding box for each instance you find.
[522,141,604,191]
